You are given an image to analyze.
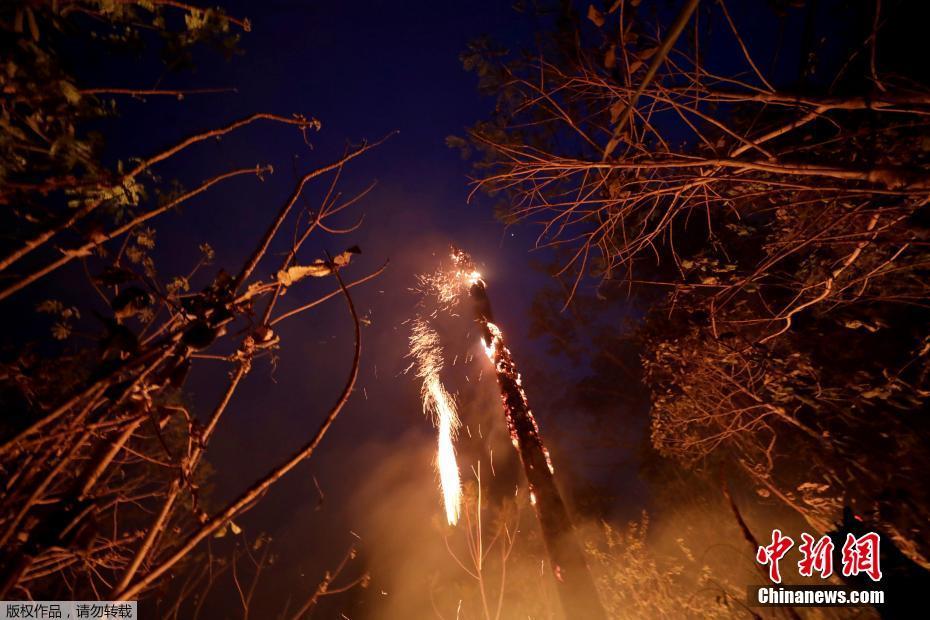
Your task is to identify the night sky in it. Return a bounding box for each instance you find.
[42,1,640,614]
[8,0,930,616]
[2,0,835,615]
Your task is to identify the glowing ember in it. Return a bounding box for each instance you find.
[481,322,555,474]
[415,250,485,310]
[411,246,603,617]
[448,246,605,617]
[409,319,462,525]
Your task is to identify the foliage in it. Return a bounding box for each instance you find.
[0,0,384,607]
[587,514,740,619]
[436,478,745,619]
[0,1,243,218]
[463,0,930,575]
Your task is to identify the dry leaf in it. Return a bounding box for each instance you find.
[587,5,605,27]
[277,261,332,285]
[275,247,360,287]
[639,46,658,60]
[214,519,243,538]
[610,100,626,124]
[604,46,616,70]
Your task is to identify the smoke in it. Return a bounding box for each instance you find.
[339,410,763,618]
[265,242,854,619]
[337,392,848,619]
[344,344,558,619]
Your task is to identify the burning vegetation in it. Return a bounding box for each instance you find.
[409,317,463,525]
[4,0,930,618]
[410,249,606,618]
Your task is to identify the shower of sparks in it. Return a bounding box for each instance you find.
[409,318,462,525]
[410,247,558,528]
[417,250,556,477]
[410,248,605,619]
[451,248,605,618]
[415,249,483,311]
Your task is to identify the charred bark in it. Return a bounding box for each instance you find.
[468,274,605,620]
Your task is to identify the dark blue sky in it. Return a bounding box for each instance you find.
[6,0,833,614]
[55,1,638,614]
[41,1,925,615]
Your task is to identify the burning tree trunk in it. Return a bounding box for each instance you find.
[458,251,606,620]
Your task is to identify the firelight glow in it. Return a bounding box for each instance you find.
[416,249,485,310]
[481,321,555,474]
[414,247,603,617]
[409,319,462,525]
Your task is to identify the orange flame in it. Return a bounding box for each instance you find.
[481,321,555,475]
